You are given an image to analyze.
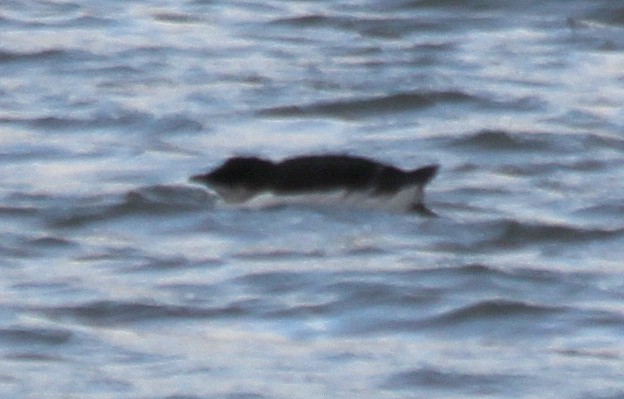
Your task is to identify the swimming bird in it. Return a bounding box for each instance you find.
[190,155,439,213]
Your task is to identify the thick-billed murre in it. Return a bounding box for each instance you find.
[190,155,439,213]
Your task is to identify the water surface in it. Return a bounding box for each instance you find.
[1,1,624,398]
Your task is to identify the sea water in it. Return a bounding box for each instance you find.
[1,1,624,398]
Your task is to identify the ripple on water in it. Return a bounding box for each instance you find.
[429,299,564,325]
[0,326,72,345]
[258,90,478,119]
[491,219,624,247]
[0,48,83,63]
[448,129,558,152]
[44,185,213,228]
[38,300,249,326]
[430,218,624,253]
[381,365,529,394]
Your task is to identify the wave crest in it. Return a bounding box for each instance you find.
[259,90,476,118]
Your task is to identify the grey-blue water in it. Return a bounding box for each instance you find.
[2,1,624,398]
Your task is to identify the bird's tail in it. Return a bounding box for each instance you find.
[408,164,439,186]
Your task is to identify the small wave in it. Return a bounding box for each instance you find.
[46,185,213,228]
[395,264,585,298]
[91,64,142,76]
[493,220,624,247]
[221,393,266,399]
[0,109,146,131]
[488,158,609,180]
[0,48,94,64]
[122,185,213,213]
[271,14,338,28]
[0,14,13,26]
[153,12,204,24]
[233,271,316,294]
[382,366,526,392]
[0,49,65,63]
[271,14,438,38]
[0,142,72,161]
[585,5,624,28]
[576,307,624,329]
[550,109,613,129]
[4,353,64,362]
[574,203,624,218]
[28,236,76,249]
[446,263,505,276]
[390,0,515,11]
[431,299,563,326]
[40,300,247,325]
[118,254,202,273]
[62,15,113,28]
[435,218,624,252]
[259,90,476,118]
[554,347,621,360]
[233,247,325,261]
[0,205,38,217]
[329,281,439,313]
[582,132,624,151]
[7,111,205,134]
[421,263,533,286]
[449,129,555,151]
[19,15,114,28]
[0,326,72,345]
[149,114,205,134]
[157,395,206,399]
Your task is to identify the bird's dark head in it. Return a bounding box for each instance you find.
[190,157,275,189]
